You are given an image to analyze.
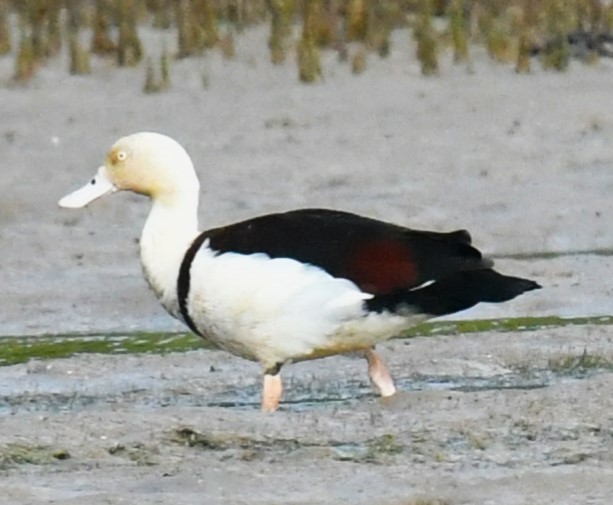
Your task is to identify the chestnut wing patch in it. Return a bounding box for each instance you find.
[343,239,417,294]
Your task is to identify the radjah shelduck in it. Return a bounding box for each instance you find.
[59,132,540,412]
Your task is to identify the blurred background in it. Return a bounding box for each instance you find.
[1,0,613,86]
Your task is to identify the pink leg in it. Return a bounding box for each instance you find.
[262,373,283,412]
[365,348,397,397]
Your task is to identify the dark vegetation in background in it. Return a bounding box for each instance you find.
[1,0,612,89]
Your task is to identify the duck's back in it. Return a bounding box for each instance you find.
[190,208,487,291]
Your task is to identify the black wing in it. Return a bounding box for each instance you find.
[184,208,539,316]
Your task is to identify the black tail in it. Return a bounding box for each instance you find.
[366,269,541,316]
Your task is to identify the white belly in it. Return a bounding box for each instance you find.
[184,244,419,368]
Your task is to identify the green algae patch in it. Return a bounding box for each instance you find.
[167,426,302,456]
[108,442,158,466]
[169,426,232,451]
[548,349,613,374]
[364,434,404,461]
[167,426,406,463]
[0,331,204,367]
[328,435,405,463]
[1,315,612,368]
[402,315,613,339]
[0,443,70,469]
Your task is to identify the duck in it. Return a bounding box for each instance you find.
[59,132,540,412]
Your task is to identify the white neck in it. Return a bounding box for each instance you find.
[139,195,199,318]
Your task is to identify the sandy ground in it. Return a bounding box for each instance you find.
[1,328,612,505]
[1,27,613,504]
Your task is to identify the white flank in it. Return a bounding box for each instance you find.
[184,242,401,367]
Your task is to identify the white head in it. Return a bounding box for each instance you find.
[59,132,200,208]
